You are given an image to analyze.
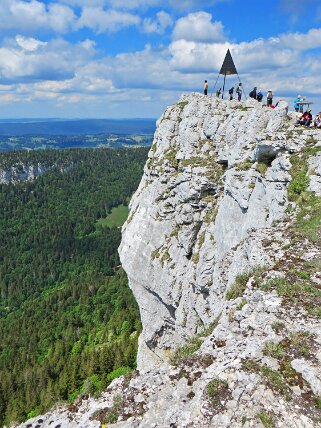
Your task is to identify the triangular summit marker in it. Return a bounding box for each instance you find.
[219,49,238,76]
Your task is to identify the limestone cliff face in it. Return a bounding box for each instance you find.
[119,93,317,372]
[0,163,52,184]
[14,94,321,428]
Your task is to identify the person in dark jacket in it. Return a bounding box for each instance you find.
[249,87,257,99]
[257,89,263,102]
[235,83,243,101]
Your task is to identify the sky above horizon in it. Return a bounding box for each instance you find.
[0,0,321,118]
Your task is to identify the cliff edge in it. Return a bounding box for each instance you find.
[14,94,321,428]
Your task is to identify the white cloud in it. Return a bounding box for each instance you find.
[279,28,321,50]
[78,7,140,33]
[16,35,47,51]
[0,0,76,33]
[0,38,95,82]
[143,11,173,34]
[172,12,225,42]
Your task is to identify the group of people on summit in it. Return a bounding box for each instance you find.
[203,81,321,129]
[204,80,275,107]
[293,94,321,128]
[248,87,274,106]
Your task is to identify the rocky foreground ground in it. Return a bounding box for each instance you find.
[14,94,321,427]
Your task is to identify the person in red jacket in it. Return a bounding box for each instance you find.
[296,110,312,126]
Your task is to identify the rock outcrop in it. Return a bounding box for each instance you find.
[14,94,321,428]
[0,163,52,184]
[119,93,319,373]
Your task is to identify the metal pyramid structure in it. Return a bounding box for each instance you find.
[219,49,238,76]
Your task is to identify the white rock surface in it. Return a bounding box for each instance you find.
[13,93,321,428]
[308,152,321,195]
[119,93,321,372]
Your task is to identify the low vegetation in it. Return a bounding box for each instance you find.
[257,410,275,428]
[226,273,251,300]
[234,159,253,171]
[170,318,220,366]
[261,276,321,319]
[207,378,230,410]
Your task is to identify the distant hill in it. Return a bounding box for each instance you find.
[0,119,156,136]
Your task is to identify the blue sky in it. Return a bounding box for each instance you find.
[0,0,321,118]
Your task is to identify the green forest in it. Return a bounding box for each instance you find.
[0,148,148,426]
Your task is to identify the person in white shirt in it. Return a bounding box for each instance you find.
[267,90,273,107]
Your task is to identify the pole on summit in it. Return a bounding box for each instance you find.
[222,73,226,99]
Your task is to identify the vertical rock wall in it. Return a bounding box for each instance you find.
[119,93,318,372]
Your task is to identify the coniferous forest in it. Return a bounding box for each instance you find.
[0,148,148,426]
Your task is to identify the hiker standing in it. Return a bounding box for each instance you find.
[228,86,234,100]
[294,95,302,112]
[257,89,263,102]
[235,83,242,101]
[204,80,209,96]
[267,90,273,107]
[249,87,257,100]
[216,88,222,98]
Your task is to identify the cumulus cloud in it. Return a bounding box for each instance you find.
[279,28,321,50]
[16,35,48,51]
[143,11,173,34]
[0,38,95,83]
[172,12,225,43]
[78,7,140,33]
[0,1,142,35]
[0,0,76,33]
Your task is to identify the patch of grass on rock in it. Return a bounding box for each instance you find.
[257,410,275,428]
[271,321,285,333]
[226,273,251,300]
[263,341,286,359]
[207,378,230,410]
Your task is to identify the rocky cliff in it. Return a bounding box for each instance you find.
[0,160,74,184]
[14,94,321,428]
[0,162,53,184]
[119,93,319,373]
